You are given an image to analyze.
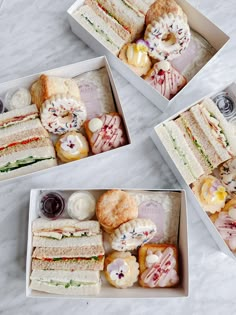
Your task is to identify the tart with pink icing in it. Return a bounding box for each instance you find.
[211,197,236,252]
[144,61,187,100]
[139,244,179,288]
[55,131,89,163]
[84,113,127,155]
[104,251,139,289]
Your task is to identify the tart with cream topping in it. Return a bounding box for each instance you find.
[192,175,227,214]
[55,131,89,163]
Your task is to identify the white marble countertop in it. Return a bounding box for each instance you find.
[0,0,236,314]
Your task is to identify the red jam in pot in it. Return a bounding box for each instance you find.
[40,192,65,219]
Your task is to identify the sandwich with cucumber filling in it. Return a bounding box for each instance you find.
[156,98,236,185]
[73,4,126,55]
[73,0,151,55]
[31,219,105,271]
[84,0,147,39]
[156,120,205,185]
[0,118,57,180]
[30,270,101,295]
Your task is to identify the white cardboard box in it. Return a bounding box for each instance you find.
[26,188,189,298]
[67,0,230,112]
[152,82,236,259]
[0,56,131,185]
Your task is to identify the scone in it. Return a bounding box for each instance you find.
[96,190,138,233]
[119,43,152,77]
[84,113,127,155]
[104,251,139,289]
[139,244,179,288]
[145,0,187,25]
[144,61,187,100]
[110,218,157,251]
[55,131,89,163]
[192,175,227,214]
[210,197,236,252]
[30,75,81,109]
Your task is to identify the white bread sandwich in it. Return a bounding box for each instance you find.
[84,0,131,42]
[156,98,236,185]
[92,0,145,40]
[177,98,236,170]
[156,120,205,185]
[0,113,57,181]
[192,98,236,159]
[73,5,126,55]
[0,104,38,129]
[0,141,57,181]
[73,0,148,54]
[121,0,154,15]
[32,218,101,240]
[30,270,101,295]
[33,231,103,248]
[84,0,152,37]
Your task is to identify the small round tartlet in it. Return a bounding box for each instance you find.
[55,131,89,163]
[104,251,139,289]
[192,175,227,214]
[119,42,152,76]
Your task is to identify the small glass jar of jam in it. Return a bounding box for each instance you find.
[39,191,65,219]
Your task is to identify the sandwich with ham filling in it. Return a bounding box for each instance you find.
[156,98,236,185]
[0,115,56,180]
[0,104,38,129]
[73,0,153,55]
[31,219,105,271]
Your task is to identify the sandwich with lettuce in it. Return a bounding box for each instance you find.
[156,98,236,185]
[0,105,57,181]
